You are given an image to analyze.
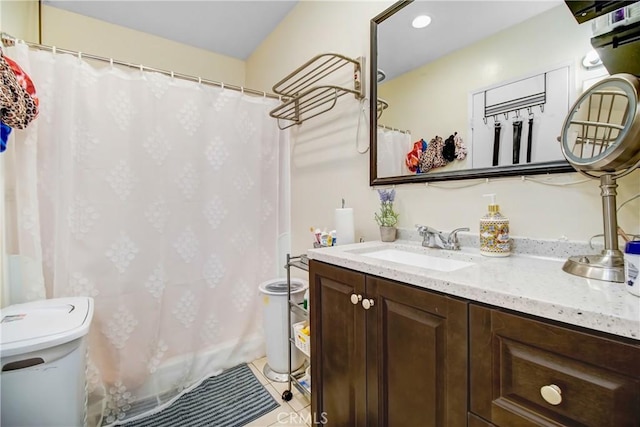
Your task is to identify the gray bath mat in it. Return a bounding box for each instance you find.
[121,363,280,427]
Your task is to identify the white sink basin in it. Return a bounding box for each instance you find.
[361,248,475,272]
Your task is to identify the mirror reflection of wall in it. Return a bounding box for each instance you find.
[375,2,610,179]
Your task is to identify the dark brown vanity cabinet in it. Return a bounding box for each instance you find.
[309,260,468,427]
[469,305,640,427]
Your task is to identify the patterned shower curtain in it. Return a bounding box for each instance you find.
[376,127,412,177]
[3,43,289,425]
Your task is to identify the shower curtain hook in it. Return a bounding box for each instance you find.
[171,71,174,79]
[77,51,82,61]
[483,116,487,125]
[540,104,545,113]
[221,82,224,90]
[504,112,509,120]
[109,58,113,68]
[198,77,202,84]
[241,86,244,94]
[139,64,144,73]
[52,46,56,55]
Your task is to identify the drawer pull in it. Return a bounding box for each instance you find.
[540,384,562,405]
[362,299,375,310]
[350,294,362,305]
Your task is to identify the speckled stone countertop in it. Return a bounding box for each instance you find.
[307,238,640,341]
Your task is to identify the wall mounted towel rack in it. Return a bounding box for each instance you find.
[269,53,365,130]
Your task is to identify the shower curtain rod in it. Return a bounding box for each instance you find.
[0,32,281,101]
[377,124,410,134]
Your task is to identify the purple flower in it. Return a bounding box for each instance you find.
[377,189,395,203]
[374,188,399,227]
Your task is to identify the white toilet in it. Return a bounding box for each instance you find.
[0,297,94,427]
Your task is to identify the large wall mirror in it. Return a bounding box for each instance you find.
[369,0,607,185]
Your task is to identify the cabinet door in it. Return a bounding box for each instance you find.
[310,261,367,427]
[366,276,468,427]
[469,412,496,427]
[470,304,640,427]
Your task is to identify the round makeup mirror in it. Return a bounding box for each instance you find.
[560,73,640,283]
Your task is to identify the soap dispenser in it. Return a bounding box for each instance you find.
[480,193,511,257]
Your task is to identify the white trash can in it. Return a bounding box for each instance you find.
[258,278,307,382]
[0,297,94,427]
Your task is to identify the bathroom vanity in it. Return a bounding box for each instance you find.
[307,241,640,426]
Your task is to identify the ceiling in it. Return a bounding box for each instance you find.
[378,1,563,81]
[43,0,299,60]
[43,0,563,71]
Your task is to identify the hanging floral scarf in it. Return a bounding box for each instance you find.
[0,48,39,152]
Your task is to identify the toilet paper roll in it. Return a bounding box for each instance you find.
[335,208,355,245]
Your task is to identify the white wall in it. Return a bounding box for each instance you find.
[246,1,398,256]
[40,5,246,85]
[1,0,39,42]
[246,1,639,257]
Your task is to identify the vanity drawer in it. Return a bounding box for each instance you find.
[470,305,640,427]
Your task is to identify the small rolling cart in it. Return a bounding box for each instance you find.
[281,253,311,402]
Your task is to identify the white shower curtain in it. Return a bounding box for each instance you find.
[376,127,412,177]
[3,43,289,425]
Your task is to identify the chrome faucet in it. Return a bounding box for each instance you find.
[416,225,470,250]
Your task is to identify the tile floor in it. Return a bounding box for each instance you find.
[246,357,311,427]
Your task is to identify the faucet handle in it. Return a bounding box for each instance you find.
[416,224,441,235]
[449,227,470,236]
[447,227,470,250]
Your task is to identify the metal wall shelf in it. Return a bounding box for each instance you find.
[270,53,365,130]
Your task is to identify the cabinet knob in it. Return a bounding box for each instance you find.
[540,384,562,405]
[362,299,375,310]
[350,294,362,305]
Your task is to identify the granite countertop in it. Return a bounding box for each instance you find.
[307,238,640,341]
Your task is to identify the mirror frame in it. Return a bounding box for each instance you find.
[369,0,575,186]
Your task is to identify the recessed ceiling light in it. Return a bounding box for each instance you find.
[412,15,432,29]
